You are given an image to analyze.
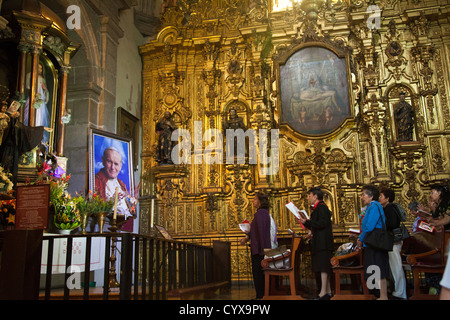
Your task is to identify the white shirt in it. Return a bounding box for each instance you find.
[105,178,130,217]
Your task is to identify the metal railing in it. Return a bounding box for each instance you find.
[175,231,353,295]
[40,232,228,300]
[0,229,352,300]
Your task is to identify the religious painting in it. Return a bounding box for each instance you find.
[88,128,134,218]
[117,107,139,171]
[279,46,351,136]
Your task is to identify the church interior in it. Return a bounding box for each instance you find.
[0,0,449,301]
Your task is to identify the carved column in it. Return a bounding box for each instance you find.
[13,11,50,126]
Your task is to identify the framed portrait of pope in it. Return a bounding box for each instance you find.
[88,128,134,219]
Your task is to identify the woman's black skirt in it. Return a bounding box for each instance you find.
[363,246,390,280]
[311,250,333,273]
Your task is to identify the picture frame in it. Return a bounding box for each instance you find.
[117,107,139,171]
[88,128,134,215]
[276,44,353,137]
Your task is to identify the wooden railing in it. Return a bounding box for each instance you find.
[0,229,353,300]
[0,230,231,300]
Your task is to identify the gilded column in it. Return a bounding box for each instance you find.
[56,66,71,156]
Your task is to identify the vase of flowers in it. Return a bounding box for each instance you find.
[47,174,80,233]
[74,194,92,234]
[90,193,113,233]
[53,198,81,233]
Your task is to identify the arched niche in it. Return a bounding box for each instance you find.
[0,0,79,162]
[385,84,419,144]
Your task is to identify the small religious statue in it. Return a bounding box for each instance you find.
[155,111,177,165]
[0,99,45,187]
[223,108,247,160]
[394,92,415,142]
[223,108,246,132]
[0,102,11,143]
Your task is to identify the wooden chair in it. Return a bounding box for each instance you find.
[330,248,375,300]
[261,234,306,300]
[404,230,450,300]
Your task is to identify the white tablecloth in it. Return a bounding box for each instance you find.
[41,235,106,274]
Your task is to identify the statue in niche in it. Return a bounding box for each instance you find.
[0,98,45,187]
[155,111,177,165]
[394,91,415,142]
[223,108,246,132]
[223,108,247,160]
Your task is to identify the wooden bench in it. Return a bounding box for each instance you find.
[167,281,230,300]
[403,230,450,300]
[261,234,306,300]
[330,248,375,300]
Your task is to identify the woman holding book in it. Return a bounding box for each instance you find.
[239,192,277,300]
[298,187,333,300]
[423,184,450,230]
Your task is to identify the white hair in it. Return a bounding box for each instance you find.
[102,146,124,164]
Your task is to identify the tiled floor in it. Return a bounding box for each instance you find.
[209,283,257,300]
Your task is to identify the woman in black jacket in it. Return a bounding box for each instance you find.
[379,187,406,299]
[299,187,334,300]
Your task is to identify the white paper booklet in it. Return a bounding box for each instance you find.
[285,202,309,220]
[239,219,251,233]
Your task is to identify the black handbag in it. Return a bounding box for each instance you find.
[392,224,410,242]
[391,204,410,243]
[364,205,394,252]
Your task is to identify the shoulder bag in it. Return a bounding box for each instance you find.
[364,204,394,252]
[391,204,410,242]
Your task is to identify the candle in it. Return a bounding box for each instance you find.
[113,187,119,220]
[150,198,155,228]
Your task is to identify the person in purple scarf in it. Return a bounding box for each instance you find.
[240,192,277,299]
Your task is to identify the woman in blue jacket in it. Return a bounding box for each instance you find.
[357,185,390,300]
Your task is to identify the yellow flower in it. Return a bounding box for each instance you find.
[6,213,15,224]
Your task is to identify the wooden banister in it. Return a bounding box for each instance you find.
[406,248,439,265]
[330,250,361,267]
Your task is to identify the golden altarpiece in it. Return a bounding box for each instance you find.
[139,0,450,278]
[0,2,78,178]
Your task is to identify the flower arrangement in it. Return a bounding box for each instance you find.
[53,198,80,230]
[0,165,13,194]
[29,162,81,231]
[0,165,15,228]
[89,192,114,214]
[73,191,114,234]
[73,191,114,215]
[0,190,15,227]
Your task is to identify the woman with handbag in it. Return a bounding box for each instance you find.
[298,187,334,300]
[379,187,407,299]
[356,185,390,300]
[239,192,277,299]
